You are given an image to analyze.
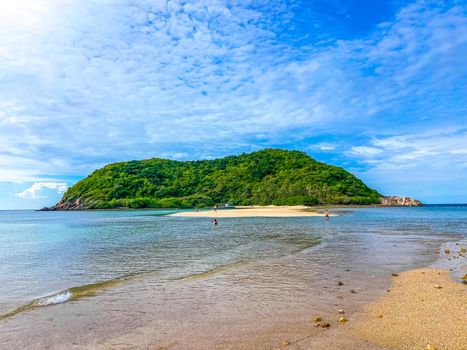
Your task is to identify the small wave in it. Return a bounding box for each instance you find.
[36,290,72,306]
[0,274,137,322]
[178,261,246,281]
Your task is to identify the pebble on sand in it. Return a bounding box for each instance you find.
[314,322,331,328]
[338,317,348,323]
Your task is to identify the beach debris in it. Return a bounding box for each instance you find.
[462,274,467,280]
[444,249,450,254]
[312,316,330,328]
[281,340,290,347]
[426,345,437,350]
[350,289,357,294]
[461,248,466,253]
[338,317,348,323]
[391,273,399,277]
[376,314,383,319]
[434,285,442,289]
[338,309,345,314]
[314,321,331,328]
[338,281,344,286]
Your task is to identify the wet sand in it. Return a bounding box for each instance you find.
[170,206,325,218]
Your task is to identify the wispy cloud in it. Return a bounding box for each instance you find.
[347,146,383,158]
[346,128,467,202]
[15,182,68,199]
[0,0,466,205]
[354,128,467,170]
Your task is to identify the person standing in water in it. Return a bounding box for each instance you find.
[325,209,329,220]
[211,218,218,226]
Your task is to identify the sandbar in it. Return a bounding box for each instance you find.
[169,205,326,218]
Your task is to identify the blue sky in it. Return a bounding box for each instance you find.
[0,0,466,209]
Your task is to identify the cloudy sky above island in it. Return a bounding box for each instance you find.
[0,0,466,209]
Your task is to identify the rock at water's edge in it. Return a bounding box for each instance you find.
[380,196,422,206]
[39,198,87,211]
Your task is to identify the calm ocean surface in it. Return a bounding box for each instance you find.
[0,206,466,348]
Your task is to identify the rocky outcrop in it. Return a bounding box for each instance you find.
[39,198,88,211]
[380,196,422,207]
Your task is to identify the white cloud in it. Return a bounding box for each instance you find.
[349,129,467,168]
[0,0,465,207]
[347,146,383,157]
[308,143,336,152]
[346,128,467,202]
[15,182,68,199]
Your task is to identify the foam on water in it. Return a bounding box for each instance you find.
[0,275,135,321]
[37,291,72,306]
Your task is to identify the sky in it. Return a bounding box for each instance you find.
[0,0,466,209]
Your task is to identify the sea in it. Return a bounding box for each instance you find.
[0,206,465,349]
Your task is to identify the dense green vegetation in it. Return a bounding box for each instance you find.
[61,149,381,209]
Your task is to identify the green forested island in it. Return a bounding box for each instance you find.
[48,149,385,210]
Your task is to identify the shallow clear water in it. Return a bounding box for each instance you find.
[0,209,323,312]
[0,206,466,349]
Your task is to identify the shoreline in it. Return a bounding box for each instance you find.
[350,266,467,349]
[35,202,440,212]
[268,239,467,350]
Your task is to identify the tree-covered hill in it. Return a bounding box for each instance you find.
[53,149,382,209]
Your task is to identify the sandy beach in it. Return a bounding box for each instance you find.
[169,205,326,218]
[351,267,467,350]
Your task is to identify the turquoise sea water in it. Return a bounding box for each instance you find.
[0,206,465,315]
[0,206,466,348]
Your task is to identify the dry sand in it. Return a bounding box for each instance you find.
[351,267,467,350]
[169,206,325,218]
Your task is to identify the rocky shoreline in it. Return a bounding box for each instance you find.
[379,196,422,206]
[40,198,88,211]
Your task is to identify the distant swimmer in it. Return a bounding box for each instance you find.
[211,219,218,226]
[325,209,329,220]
